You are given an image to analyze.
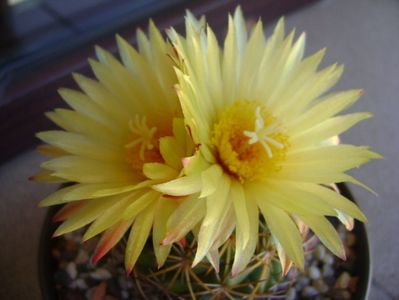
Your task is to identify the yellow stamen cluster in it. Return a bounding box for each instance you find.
[213,100,288,182]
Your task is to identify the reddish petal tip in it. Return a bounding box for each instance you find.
[126,268,133,277]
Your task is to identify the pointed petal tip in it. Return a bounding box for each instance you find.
[231,268,240,278]
[51,231,61,238]
[91,253,101,265]
[191,257,201,269]
[161,234,176,246]
[340,252,347,261]
[126,267,133,277]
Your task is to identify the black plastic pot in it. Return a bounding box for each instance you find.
[38,184,371,299]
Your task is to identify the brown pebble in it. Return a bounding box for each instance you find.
[346,233,356,247]
[334,272,351,289]
[65,239,78,251]
[83,237,100,252]
[52,249,61,259]
[90,281,107,300]
[331,289,351,300]
[75,249,89,264]
[348,276,359,293]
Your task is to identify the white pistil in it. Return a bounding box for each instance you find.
[243,107,284,158]
[126,115,157,160]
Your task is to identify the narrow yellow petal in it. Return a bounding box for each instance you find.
[152,198,178,268]
[193,175,231,267]
[122,190,159,220]
[335,209,354,230]
[53,196,117,236]
[159,136,184,170]
[285,182,367,222]
[248,182,335,216]
[46,108,122,144]
[41,156,135,184]
[200,164,223,198]
[58,88,118,132]
[92,219,133,264]
[83,192,139,240]
[37,131,123,162]
[153,174,202,196]
[258,202,304,269]
[206,250,220,273]
[232,193,258,276]
[164,194,205,244]
[290,112,372,148]
[288,90,362,132]
[299,215,345,259]
[125,202,155,273]
[143,163,179,180]
[231,181,250,247]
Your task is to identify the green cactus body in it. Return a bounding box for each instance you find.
[131,222,292,299]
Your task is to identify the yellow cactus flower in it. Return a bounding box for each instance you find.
[154,8,381,275]
[34,22,194,273]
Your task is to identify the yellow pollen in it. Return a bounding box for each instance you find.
[213,101,288,182]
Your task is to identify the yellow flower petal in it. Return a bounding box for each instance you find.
[83,192,139,241]
[125,202,155,273]
[37,131,123,162]
[143,162,179,180]
[152,198,178,268]
[153,173,202,196]
[257,201,304,269]
[231,181,250,248]
[200,164,223,198]
[299,215,345,259]
[193,174,231,267]
[232,193,258,276]
[41,156,136,183]
[163,194,205,245]
[290,112,372,148]
[53,196,117,237]
[159,136,184,170]
[122,190,159,220]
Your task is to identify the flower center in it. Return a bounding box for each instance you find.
[212,100,288,182]
[125,115,164,171]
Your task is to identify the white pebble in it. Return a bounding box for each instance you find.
[66,262,77,279]
[118,276,133,289]
[301,286,319,298]
[313,279,329,293]
[286,287,297,300]
[295,275,310,290]
[286,268,298,280]
[74,278,87,290]
[315,245,326,260]
[322,264,334,278]
[121,290,129,299]
[323,253,334,266]
[90,268,112,280]
[308,265,321,280]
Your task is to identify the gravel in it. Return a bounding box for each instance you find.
[50,224,362,299]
